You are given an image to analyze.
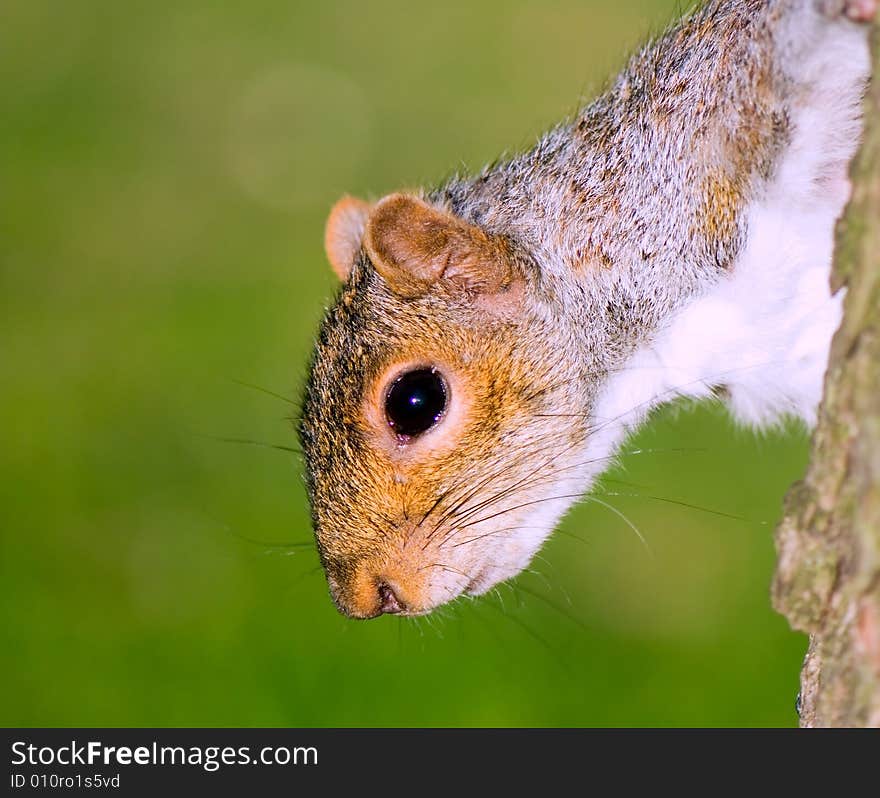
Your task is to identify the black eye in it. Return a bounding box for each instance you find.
[385,368,448,439]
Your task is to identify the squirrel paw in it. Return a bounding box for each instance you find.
[819,0,877,22]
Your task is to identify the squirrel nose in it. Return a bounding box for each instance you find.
[377,581,405,614]
[329,562,417,618]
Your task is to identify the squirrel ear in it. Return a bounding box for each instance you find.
[324,196,372,281]
[363,193,514,298]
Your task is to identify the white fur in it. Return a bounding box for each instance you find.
[594,11,868,440]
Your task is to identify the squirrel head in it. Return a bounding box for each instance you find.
[300,193,592,618]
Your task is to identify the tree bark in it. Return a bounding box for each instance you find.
[772,26,880,728]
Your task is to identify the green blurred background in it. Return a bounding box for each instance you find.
[1,0,810,726]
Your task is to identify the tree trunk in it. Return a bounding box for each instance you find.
[772,26,880,728]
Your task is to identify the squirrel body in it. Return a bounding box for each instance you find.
[300,0,875,618]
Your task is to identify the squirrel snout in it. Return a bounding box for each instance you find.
[328,561,415,619]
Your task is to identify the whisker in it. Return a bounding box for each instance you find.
[461,600,515,659]
[423,433,574,547]
[554,528,592,547]
[204,511,315,551]
[595,491,764,525]
[480,596,573,674]
[447,445,705,533]
[492,586,507,614]
[451,524,548,549]
[584,496,652,556]
[514,582,590,633]
[435,443,705,551]
[438,432,583,535]
[231,378,296,406]
[208,435,302,456]
[524,567,555,595]
[456,492,587,533]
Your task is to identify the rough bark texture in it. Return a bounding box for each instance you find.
[772,26,880,728]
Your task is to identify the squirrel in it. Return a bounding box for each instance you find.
[298,0,875,619]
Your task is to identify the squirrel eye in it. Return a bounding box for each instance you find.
[385,368,448,439]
